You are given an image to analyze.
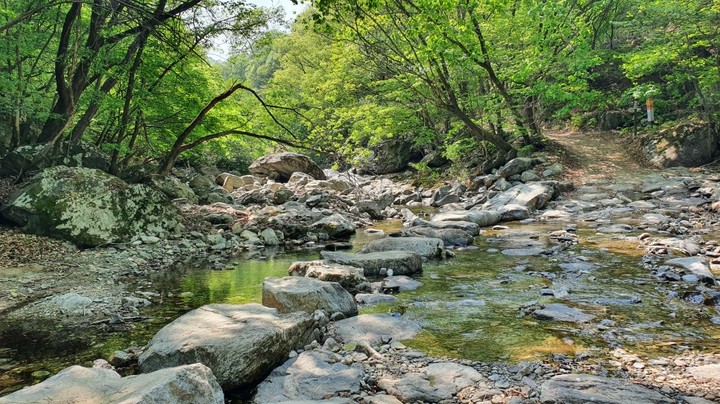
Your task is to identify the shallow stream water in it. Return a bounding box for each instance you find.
[2,219,720,395]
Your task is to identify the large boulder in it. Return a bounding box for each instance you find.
[138,304,319,391]
[262,277,358,318]
[288,260,371,294]
[321,251,423,277]
[357,137,421,175]
[250,152,326,182]
[483,183,555,212]
[310,213,356,239]
[641,121,720,168]
[253,350,364,403]
[0,364,223,404]
[359,236,446,259]
[1,166,179,247]
[540,374,673,403]
[0,141,108,177]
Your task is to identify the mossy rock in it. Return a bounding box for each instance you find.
[1,166,180,247]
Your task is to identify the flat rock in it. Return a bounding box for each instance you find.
[377,373,451,402]
[431,210,501,227]
[597,223,633,233]
[355,294,399,305]
[253,350,364,403]
[501,248,545,256]
[540,374,673,403]
[138,304,318,391]
[0,364,223,404]
[359,237,445,258]
[321,251,422,277]
[532,303,594,323]
[263,277,357,318]
[384,275,422,292]
[666,257,716,285]
[288,260,370,294]
[333,314,421,344]
[484,183,555,211]
[687,364,720,381]
[394,226,474,247]
[410,218,480,236]
[310,213,356,239]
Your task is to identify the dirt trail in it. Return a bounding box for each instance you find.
[544,130,659,186]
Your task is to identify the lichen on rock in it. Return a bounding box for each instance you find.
[1,166,180,247]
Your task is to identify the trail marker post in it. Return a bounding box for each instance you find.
[646,98,654,124]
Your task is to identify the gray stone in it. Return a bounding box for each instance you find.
[540,374,673,403]
[498,158,534,178]
[384,275,422,292]
[289,261,371,294]
[520,170,541,182]
[497,204,530,221]
[262,277,357,318]
[395,227,474,247]
[333,314,421,344]
[484,183,555,212]
[0,364,223,404]
[147,174,198,204]
[410,218,479,236]
[321,251,423,277]
[250,152,326,181]
[365,394,404,404]
[501,248,545,256]
[138,304,317,391]
[1,166,179,247]
[666,257,716,285]
[311,214,356,239]
[542,163,564,178]
[687,364,720,381]
[260,228,281,246]
[532,304,594,323]
[216,173,260,191]
[596,223,633,233]
[431,210,501,227]
[359,237,445,259]
[253,350,364,403]
[642,121,720,168]
[355,294,399,305]
[425,362,484,391]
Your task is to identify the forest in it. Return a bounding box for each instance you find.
[1,0,717,178]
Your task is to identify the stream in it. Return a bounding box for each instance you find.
[2,217,720,396]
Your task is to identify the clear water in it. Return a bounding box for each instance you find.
[2,220,720,395]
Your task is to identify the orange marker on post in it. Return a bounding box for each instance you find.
[646,98,654,124]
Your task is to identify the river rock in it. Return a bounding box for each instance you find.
[432,210,501,227]
[392,226,474,247]
[146,174,198,204]
[410,218,480,236]
[321,251,423,277]
[496,203,530,221]
[138,304,318,391]
[262,277,358,318]
[384,275,422,292]
[359,237,445,258]
[666,257,716,285]
[310,213,356,239]
[0,141,108,177]
[288,260,371,294]
[377,363,483,404]
[497,157,534,178]
[687,364,720,382]
[253,350,364,403]
[0,364,223,404]
[1,166,179,247]
[483,183,555,212]
[539,374,673,403]
[216,173,259,191]
[532,303,594,323]
[355,293,399,305]
[250,152,326,182]
[333,314,421,344]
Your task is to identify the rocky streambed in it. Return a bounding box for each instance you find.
[2,152,720,403]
